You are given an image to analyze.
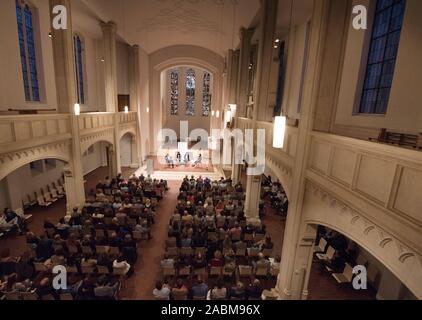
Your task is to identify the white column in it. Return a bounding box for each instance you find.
[49,0,85,210]
[49,0,76,114]
[130,45,142,167]
[276,0,330,300]
[244,174,262,225]
[254,0,279,121]
[101,21,118,113]
[237,28,254,118]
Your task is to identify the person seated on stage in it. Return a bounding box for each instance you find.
[176,151,182,163]
[193,154,202,167]
[183,152,190,165]
[164,154,175,168]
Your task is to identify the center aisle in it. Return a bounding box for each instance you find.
[120,180,180,300]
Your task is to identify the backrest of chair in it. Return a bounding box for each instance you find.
[60,293,73,301]
[256,265,269,276]
[172,290,187,300]
[15,208,24,216]
[133,231,143,240]
[195,247,206,255]
[344,263,354,281]
[162,266,176,276]
[97,265,110,274]
[193,296,206,300]
[180,247,193,256]
[318,237,327,251]
[356,254,368,267]
[34,262,48,272]
[109,246,120,255]
[239,265,252,276]
[21,291,38,300]
[113,267,127,276]
[68,244,79,254]
[262,248,273,257]
[210,266,222,275]
[5,291,20,300]
[82,246,93,255]
[254,234,265,242]
[166,247,179,256]
[326,246,336,259]
[66,265,78,273]
[244,233,254,241]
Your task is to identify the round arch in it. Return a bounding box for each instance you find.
[80,137,114,155]
[302,184,422,299]
[0,142,71,182]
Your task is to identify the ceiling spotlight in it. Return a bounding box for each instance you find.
[275,38,280,43]
[100,58,105,62]
[274,45,278,49]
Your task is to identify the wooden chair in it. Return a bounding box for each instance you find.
[44,192,58,203]
[82,246,93,255]
[195,247,206,255]
[166,247,179,258]
[238,265,253,277]
[37,195,52,207]
[316,246,335,261]
[244,233,254,241]
[194,268,206,277]
[95,246,110,254]
[209,266,223,277]
[4,291,20,300]
[97,265,110,275]
[21,291,38,300]
[193,295,206,300]
[262,248,273,258]
[332,263,354,284]
[113,267,128,277]
[255,265,269,277]
[172,290,188,300]
[66,265,78,274]
[162,266,176,277]
[133,231,145,241]
[315,237,328,252]
[180,247,193,256]
[247,247,260,258]
[60,293,74,300]
[34,262,49,273]
[81,265,96,274]
[178,266,191,277]
[109,246,120,256]
[254,234,265,242]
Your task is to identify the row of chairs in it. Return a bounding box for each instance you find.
[162,264,279,278]
[32,261,127,277]
[165,246,273,259]
[315,237,380,286]
[22,180,65,208]
[2,290,74,301]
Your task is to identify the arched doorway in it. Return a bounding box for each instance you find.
[119,131,139,169]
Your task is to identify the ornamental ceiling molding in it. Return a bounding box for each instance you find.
[0,140,71,181]
[136,0,238,34]
[305,181,422,268]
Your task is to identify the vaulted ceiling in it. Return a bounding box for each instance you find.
[80,0,261,56]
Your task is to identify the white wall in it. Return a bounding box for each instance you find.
[81,142,107,175]
[335,0,422,133]
[119,134,132,167]
[0,160,65,211]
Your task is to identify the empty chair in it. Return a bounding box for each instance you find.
[195,247,206,255]
[316,246,335,261]
[247,247,260,258]
[81,266,96,274]
[51,189,64,199]
[44,191,58,203]
[57,185,65,195]
[244,233,254,241]
[332,263,354,284]
[315,237,328,253]
[132,231,145,241]
[28,193,38,206]
[37,195,52,207]
[166,247,179,258]
[180,247,193,256]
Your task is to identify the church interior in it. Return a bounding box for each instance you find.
[0,0,421,301]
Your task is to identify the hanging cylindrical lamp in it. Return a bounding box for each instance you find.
[273,115,286,149]
[74,103,80,116]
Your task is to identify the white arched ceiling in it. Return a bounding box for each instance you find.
[81,0,261,56]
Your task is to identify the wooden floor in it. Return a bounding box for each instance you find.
[1,166,376,300]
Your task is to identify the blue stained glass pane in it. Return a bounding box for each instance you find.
[24,5,40,101]
[359,0,406,114]
[16,1,30,100]
[186,69,195,116]
[202,72,211,116]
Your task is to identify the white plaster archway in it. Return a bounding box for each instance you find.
[302,182,422,299]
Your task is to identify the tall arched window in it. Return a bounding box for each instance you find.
[74,34,86,104]
[170,69,179,115]
[186,68,196,116]
[15,0,40,101]
[202,72,211,117]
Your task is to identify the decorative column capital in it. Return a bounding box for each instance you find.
[100,21,117,33]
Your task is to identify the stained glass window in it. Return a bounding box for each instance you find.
[359,0,406,114]
[202,72,211,117]
[15,1,40,102]
[74,34,85,104]
[170,69,179,115]
[186,68,196,116]
[274,41,286,117]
